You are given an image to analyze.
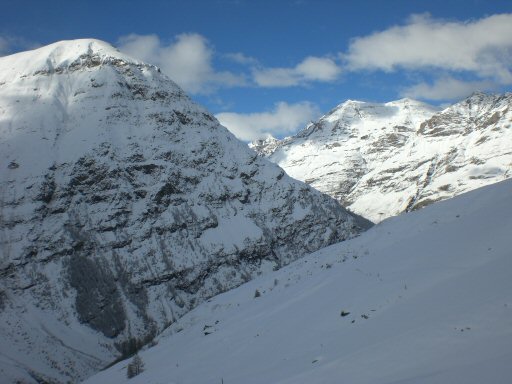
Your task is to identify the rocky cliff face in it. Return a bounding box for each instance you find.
[254,95,512,222]
[0,40,371,383]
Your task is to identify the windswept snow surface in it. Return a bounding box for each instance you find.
[86,179,512,384]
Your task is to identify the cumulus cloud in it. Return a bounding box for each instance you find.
[253,56,341,87]
[118,33,246,94]
[402,76,496,101]
[345,13,512,84]
[118,34,341,90]
[117,13,512,100]
[215,101,320,141]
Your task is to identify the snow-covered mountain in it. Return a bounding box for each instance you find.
[85,178,512,384]
[0,40,370,383]
[253,95,512,222]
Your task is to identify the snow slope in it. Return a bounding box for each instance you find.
[0,40,370,383]
[253,95,512,222]
[86,179,512,384]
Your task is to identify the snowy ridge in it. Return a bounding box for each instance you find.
[85,179,512,384]
[254,94,512,222]
[0,39,141,82]
[0,40,370,383]
[249,135,281,157]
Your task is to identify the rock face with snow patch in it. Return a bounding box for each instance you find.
[0,40,370,383]
[254,95,512,222]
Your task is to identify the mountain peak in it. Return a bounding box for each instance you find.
[249,135,281,156]
[460,91,512,107]
[0,39,369,383]
[0,39,140,81]
[386,98,439,113]
[387,97,419,105]
[339,99,365,109]
[254,93,510,222]
[462,90,492,104]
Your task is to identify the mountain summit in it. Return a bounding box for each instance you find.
[254,95,512,222]
[0,39,138,79]
[0,40,370,383]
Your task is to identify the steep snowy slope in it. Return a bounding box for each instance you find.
[254,95,512,222]
[0,40,370,383]
[85,179,512,384]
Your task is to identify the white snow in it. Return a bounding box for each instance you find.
[0,39,366,383]
[258,94,512,222]
[0,39,139,82]
[84,179,512,384]
[200,215,263,249]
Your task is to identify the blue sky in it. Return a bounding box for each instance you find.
[1,0,512,140]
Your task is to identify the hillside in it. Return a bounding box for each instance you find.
[86,178,512,384]
[0,39,369,383]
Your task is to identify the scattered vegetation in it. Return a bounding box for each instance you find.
[126,354,144,379]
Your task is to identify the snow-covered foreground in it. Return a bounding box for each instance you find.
[85,179,512,384]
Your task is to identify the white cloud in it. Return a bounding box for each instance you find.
[253,68,298,87]
[117,34,160,63]
[225,52,259,65]
[215,101,320,141]
[402,76,496,101]
[117,14,512,100]
[118,33,246,94]
[345,13,512,83]
[118,34,343,91]
[253,56,341,87]
[296,56,341,81]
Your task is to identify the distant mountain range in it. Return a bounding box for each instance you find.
[0,40,369,383]
[252,93,512,222]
